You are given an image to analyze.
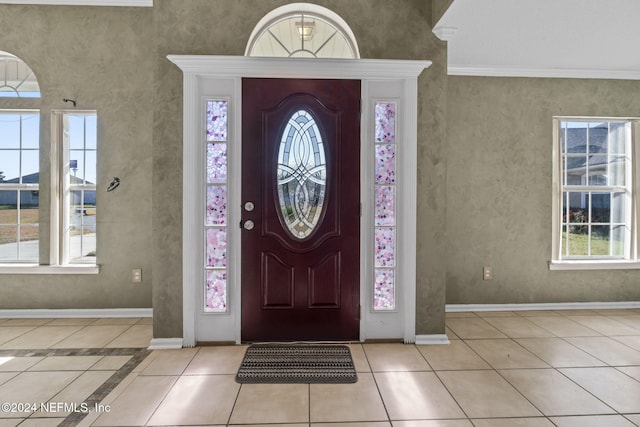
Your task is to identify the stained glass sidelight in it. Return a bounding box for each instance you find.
[374,102,397,310]
[204,99,229,312]
[277,110,327,239]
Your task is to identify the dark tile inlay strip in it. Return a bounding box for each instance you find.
[0,348,151,427]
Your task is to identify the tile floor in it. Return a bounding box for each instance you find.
[0,310,639,426]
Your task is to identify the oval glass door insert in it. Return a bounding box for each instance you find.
[277,109,327,239]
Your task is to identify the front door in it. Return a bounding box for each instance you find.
[241,78,361,342]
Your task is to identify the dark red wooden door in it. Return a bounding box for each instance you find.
[241,78,360,342]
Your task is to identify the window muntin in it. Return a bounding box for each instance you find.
[0,111,40,262]
[555,118,638,262]
[205,100,228,312]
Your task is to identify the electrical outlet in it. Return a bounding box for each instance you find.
[132,268,142,283]
[483,266,493,280]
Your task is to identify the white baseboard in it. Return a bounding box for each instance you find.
[148,338,183,350]
[0,308,152,318]
[415,334,450,345]
[447,301,640,312]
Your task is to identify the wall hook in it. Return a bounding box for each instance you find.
[63,98,77,107]
[107,177,120,192]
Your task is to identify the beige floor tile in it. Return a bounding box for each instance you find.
[311,423,392,427]
[0,419,20,427]
[392,422,472,427]
[569,315,640,336]
[445,312,478,318]
[92,375,177,426]
[565,336,640,365]
[484,316,555,338]
[0,327,37,345]
[363,343,431,372]
[51,325,130,348]
[550,415,637,427]
[437,370,542,418]
[17,419,66,427]
[140,348,198,376]
[417,340,490,371]
[471,418,555,427]
[229,383,308,424]
[45,318,98,326]
[515,338,606,368]
[183,345,247,375]
[616,366,640,381]
[147,375,240,426]
[28,356,102,371]
[557,310,600,316]
[445,318,507,339]
[89,355,132,371]
[135,317,153,325]
[625,414,640,425]
[445,327,459,339]
[347,343,371,372]
[0,319,53,326]
[36,370,113,418]
[0,372,18,386]
[612,335,640,352]
[105,324,152,348]
[476,311,519,317]
[526,316,600,337]
[609,315,640,330]
[91,318,142,326]
[518,311,561,317]
[0,326,83,349]
[465,339,548,369]
[0,371,81,417]
[0,356,44,372]
[310,372,388,423]
[560,367,640,413]
[375,371,465,420]
[500,368,615,416]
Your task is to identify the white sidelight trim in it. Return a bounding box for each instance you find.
[148,338,183,350]
[169,55,430,346]
[0,308,151,318]
[447,301,640,312]
[415,334,450,345]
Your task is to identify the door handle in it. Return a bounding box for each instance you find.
[242,220,255,230]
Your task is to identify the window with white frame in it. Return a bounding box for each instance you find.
[552,117,640,266]
[52,111,98,265]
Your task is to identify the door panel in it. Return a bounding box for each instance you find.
[241,78,360,342]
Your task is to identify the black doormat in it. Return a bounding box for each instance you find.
[236,344,358,384]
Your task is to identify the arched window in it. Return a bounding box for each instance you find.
[245,3,360,59]
[0,51,40,98]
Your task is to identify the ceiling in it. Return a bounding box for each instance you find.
[434,0,640,80]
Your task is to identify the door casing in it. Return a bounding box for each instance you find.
[169,55,431,346]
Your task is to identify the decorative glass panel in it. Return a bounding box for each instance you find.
[207,143,227,183]
[206,228,227,268]
[374,269,395,310]
[375,186,395,226]
[205,270,227,312]
[206,185,227,226]
[277,110,327,239]
[204,99,230,312]
[0,51,41,98]
[375,103,396,142]
[375,145,395,184]
[374,102,398,310]
[206,100,228,142]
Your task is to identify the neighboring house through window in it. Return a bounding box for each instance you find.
[552,117,640,269]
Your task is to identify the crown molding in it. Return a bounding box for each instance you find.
[449,65,640,80]
[0,0,152,6]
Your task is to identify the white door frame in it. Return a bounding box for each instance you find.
[168,56,430,347]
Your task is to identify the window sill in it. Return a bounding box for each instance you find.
[549,260,640,271]
[0,265,100,275]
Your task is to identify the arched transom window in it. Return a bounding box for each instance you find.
[0,51,40,98]
[246,3,360,59]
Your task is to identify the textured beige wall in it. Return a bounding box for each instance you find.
[151,0,448,337]
[0,5,154,308]
[446,76,640,304]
